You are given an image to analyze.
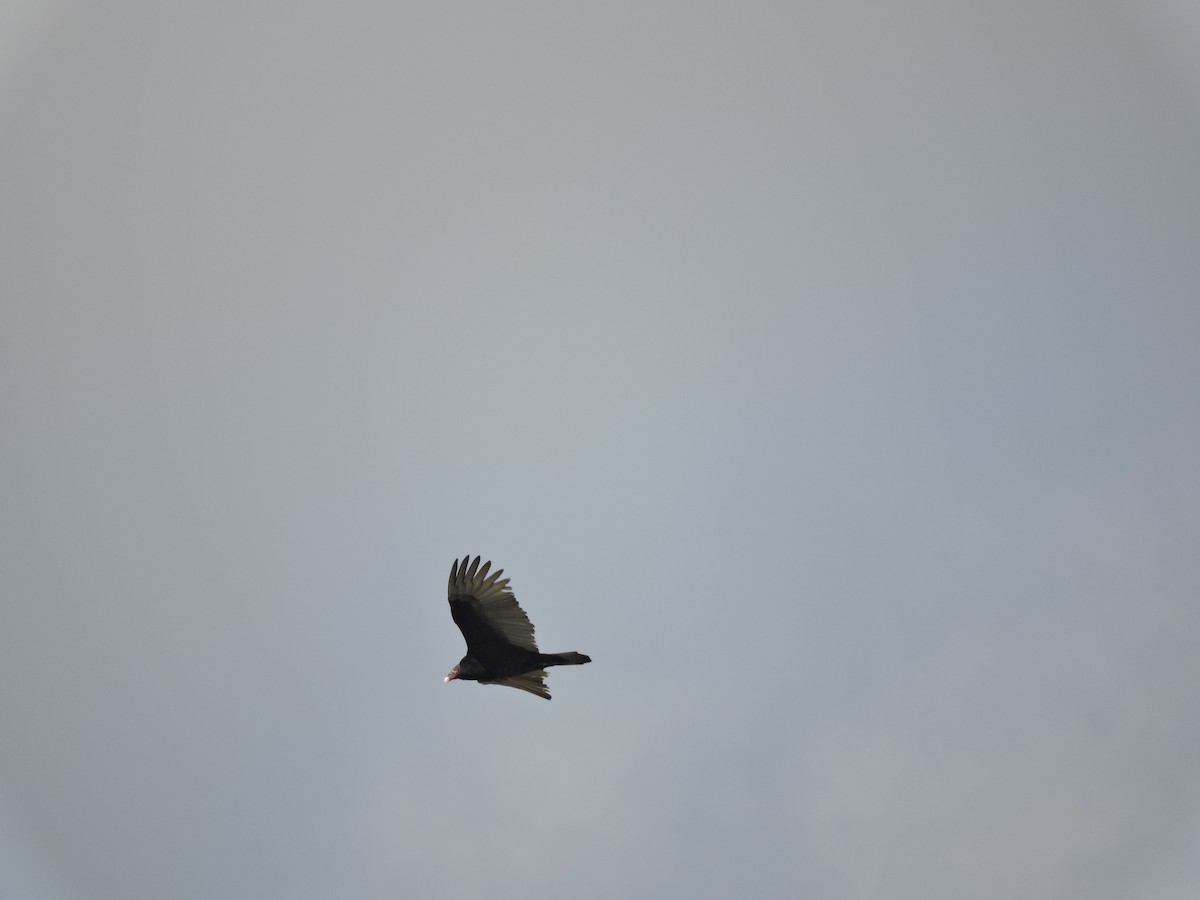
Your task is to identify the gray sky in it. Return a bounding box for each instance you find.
[2,3,1199,899]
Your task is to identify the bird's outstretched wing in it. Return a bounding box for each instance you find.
[447,555,539,654]
[491,669,551,699]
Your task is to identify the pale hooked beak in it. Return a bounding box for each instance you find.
[444,665,459,683]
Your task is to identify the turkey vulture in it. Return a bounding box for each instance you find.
[444,555,591,700]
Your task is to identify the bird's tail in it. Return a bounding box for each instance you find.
[542,651,591,667]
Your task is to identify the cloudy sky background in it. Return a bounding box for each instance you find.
[3,3,1199,898]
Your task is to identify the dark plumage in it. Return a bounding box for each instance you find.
[444,555,591,700]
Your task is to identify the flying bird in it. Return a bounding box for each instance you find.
[444,555,591,700]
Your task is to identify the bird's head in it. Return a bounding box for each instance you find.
[444,664,460,684]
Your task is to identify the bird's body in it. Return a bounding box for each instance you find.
[444,555,590,700]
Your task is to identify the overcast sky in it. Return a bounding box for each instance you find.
[2,3,1199,899]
